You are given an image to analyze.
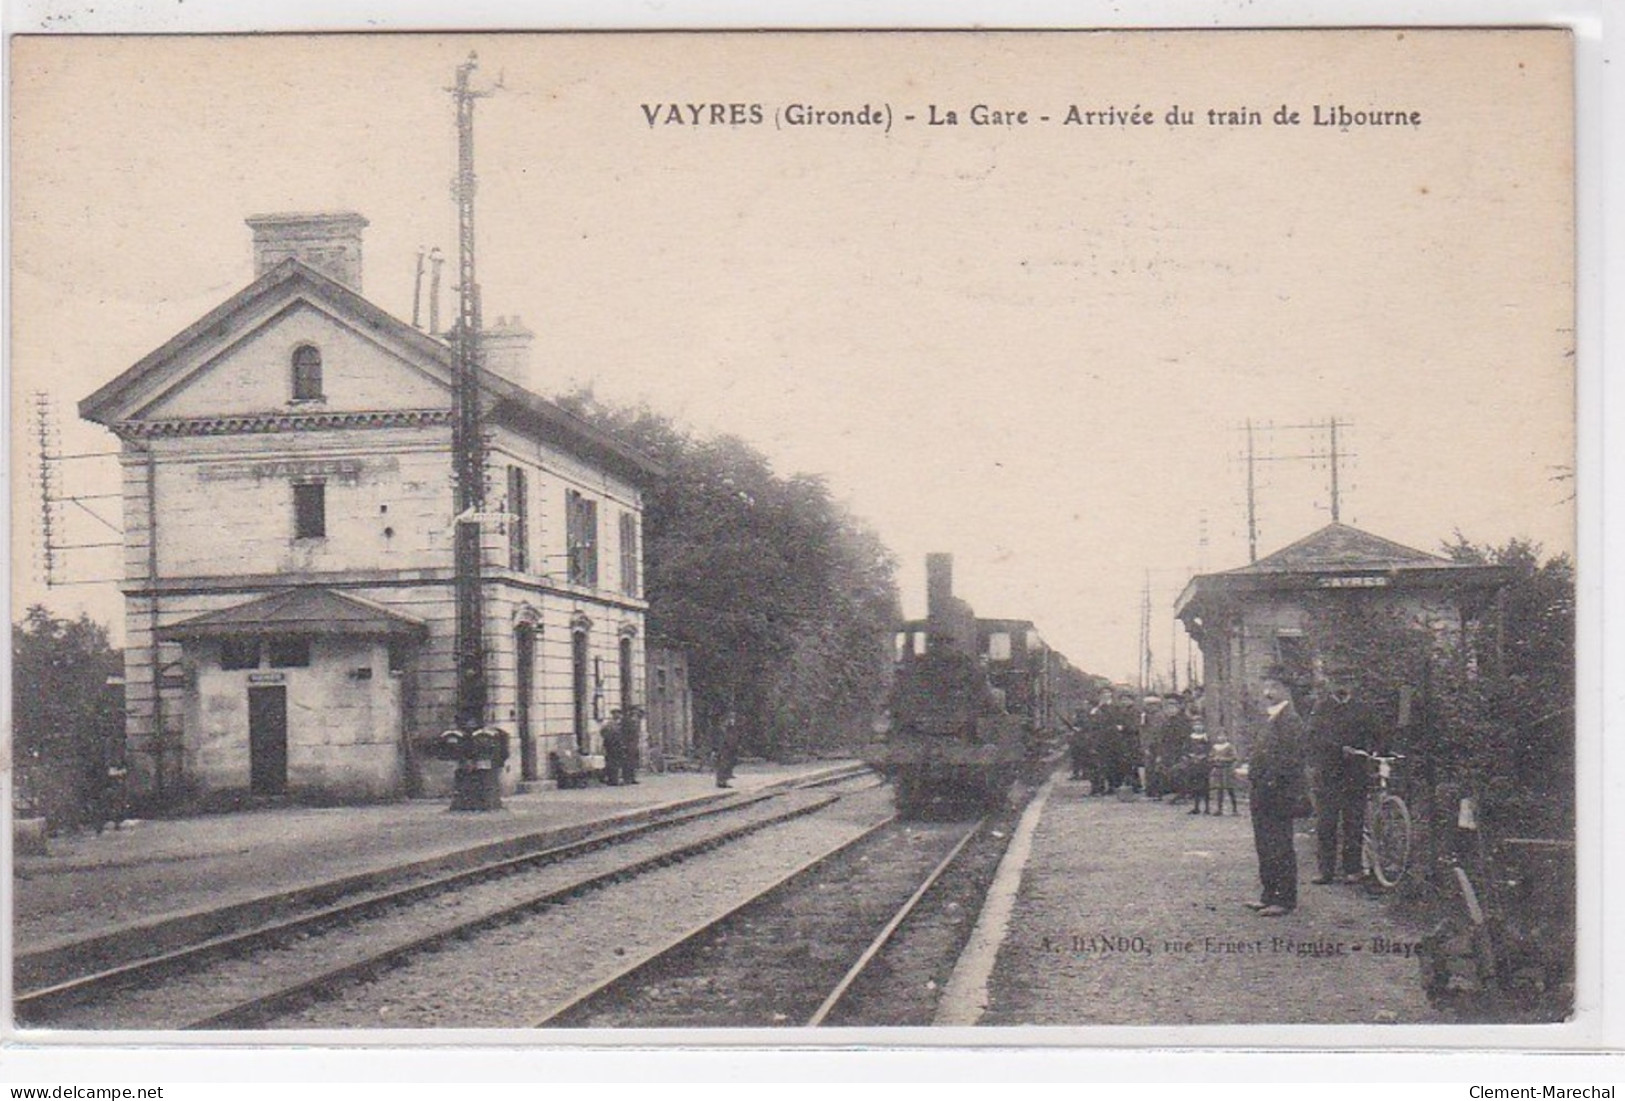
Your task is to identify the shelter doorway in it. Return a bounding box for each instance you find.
[248,685,288,795]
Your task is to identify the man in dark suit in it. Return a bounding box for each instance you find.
[1309,681,1378,884]
[1245,671,1311,917]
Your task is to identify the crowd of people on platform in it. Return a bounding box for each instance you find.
[1066,687,1235,814]
[1065,669,1386,918]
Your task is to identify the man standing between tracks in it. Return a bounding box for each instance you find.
[1245,670,1312,917]
[1309,679,1377,884]
[715,705,742,789]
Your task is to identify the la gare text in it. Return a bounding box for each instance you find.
[640,102,1424,131]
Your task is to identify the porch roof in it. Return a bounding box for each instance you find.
[158,587,429,641]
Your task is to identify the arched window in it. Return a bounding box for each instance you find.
[292,345,323,401]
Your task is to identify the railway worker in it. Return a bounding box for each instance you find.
[621,705,644,785]
[1081,691,1115,794]
[1308,679,1378,885]
[715,706,743,789]
[601,708,626,785]
[1244,670,1312,917]
[1109,690,1142,794]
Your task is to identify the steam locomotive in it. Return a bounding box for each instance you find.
[872,553,1078,817]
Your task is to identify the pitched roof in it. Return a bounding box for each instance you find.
[1173,522,1510,622]
[80,258,663,484]
[1228,522,1451,574]
[157,587,428,640]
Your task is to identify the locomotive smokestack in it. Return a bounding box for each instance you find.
[926,553,954,623]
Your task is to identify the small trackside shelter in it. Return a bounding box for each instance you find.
[158,589,429,801]
[1174,522,1509,750]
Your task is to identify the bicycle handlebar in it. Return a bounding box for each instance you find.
[1342,745,1403,763]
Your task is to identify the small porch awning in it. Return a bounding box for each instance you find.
[158,587,428,641]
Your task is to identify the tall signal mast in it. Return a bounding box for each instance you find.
[450,53,495,734]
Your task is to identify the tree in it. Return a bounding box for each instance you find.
[1293,536,1575,838]
[11,606,124,830]
[1438,536,1576,836]
[555,389,900,758]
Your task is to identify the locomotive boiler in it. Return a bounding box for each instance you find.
[873,553,1059,817]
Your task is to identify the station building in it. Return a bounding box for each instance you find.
[80,212,662,804]
[1174,522,1509,751]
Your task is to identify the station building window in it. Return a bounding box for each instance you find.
[220,639,261,671]
[268,637,312,668]
[507,465,529,572]
[294,481,326,540]
[292,345,324,401]
[619,511,640,597]
[567,490,599,586]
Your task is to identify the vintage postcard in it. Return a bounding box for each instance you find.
[4,25,1597,1063]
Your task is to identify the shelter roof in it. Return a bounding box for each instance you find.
[158,587,429,641]
[1230,522,1451,574]
[1174,522,1509,622]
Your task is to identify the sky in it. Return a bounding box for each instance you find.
[9,30,1575,684]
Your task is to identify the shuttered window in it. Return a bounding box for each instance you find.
[619,511,640,597]
[507,465,529,572]
[566,490,598,587]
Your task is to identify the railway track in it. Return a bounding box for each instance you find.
[15,768,879,1030]
[537,811,995,1029]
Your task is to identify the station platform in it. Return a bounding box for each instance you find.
[11,760,862,980]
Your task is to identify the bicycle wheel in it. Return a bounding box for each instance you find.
[1370,793,1412,888]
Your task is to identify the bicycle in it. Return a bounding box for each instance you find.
[1342,745,1411,889]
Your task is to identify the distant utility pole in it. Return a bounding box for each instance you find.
[1245,419,1258,563]
[1138,573,1153,698]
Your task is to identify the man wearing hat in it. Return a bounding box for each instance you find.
[1245,669,1312,916]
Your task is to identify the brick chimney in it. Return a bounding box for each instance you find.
[926,553,954,623]
[482,316,536,390]
[245,212,369,293]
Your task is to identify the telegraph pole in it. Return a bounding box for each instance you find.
[1235,416,1353,560]
[1138,573,1153,698]
[450,53,492,735]
[439,53,509,811]
[31,391,122,587]
[1245,419,1258,563]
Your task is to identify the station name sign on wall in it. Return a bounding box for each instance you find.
[1317,575,1391,589]
[196,458,398,485]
